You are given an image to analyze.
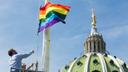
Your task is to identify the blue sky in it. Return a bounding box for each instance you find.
[0,0,128,72]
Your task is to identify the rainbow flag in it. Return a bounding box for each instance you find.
[38,2,70,32]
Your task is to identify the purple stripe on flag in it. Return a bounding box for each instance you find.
[38,18,60,32]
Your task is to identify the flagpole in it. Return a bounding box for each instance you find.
[42,0,50,72]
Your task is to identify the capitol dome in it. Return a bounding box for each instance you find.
[60,53,128,72]
[60,9,128,72]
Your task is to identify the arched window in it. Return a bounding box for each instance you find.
[89,41,91,52]
[112,70,118,72]
[86,41,88,51]
[92,70,100,72]
[65,65,69,70]
[98,41,100,52]
[109,59,114,65]
[94,41,96,52]
[93,59,99,65]
[77,61,83,66]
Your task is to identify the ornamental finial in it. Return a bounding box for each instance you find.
[90,8,98,35]
[91,8,96,28]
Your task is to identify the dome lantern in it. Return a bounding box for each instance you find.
[84,9,106,53]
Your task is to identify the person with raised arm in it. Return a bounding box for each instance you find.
[8,48,34,72]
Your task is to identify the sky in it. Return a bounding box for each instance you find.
[0,0,128,72]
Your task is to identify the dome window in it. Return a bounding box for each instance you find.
[82,55,87,58]
[92,70,100,72]
[123,63,126,68]
[112,70,118,72]
[104,53,108,57]
[77,61,83,66]
[109,59,114,65]
[74,57,77,60]
[93,59,99,65]
[65,65,69,70]
[114,56,117,58]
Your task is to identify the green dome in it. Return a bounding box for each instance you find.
[60,53,128,72]
[60,9,128,72]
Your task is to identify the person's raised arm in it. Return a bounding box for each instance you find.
[19,50,34,59]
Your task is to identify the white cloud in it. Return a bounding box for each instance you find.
[105,24,128,39]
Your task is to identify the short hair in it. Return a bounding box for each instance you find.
[8,49,16,56]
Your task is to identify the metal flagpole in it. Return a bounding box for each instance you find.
[42,0,50,72]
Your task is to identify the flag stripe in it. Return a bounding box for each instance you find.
[40,2,70,11]
[40,11,66,21]
[40,6,69,19]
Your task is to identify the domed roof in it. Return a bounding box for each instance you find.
[60,53,128,72]
[60,9,128,72]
